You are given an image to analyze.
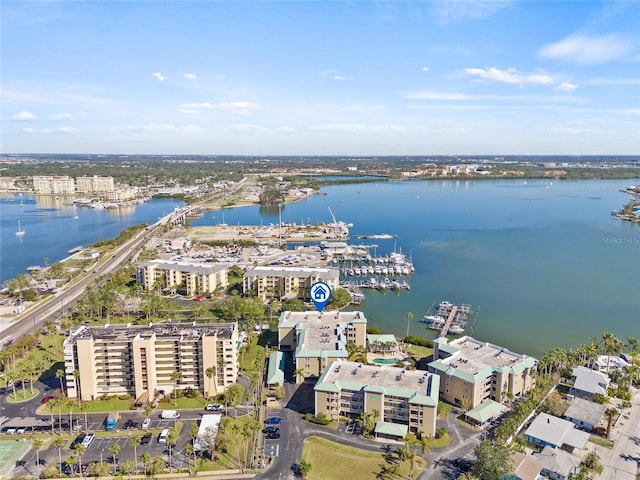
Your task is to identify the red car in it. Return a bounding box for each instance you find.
[194,295,203,301]
[41,396,55,404]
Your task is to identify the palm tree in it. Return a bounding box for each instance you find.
[293,367,305,384]
[627,336,639,353]
[605,407,619,438]
[419,435,431,459]
[170,371,180,406]
[406,311,413,338]
[64,455,76,476]
[298,459,312,479]
[75,444,86,474]
[67,399,75,432]
[166,429,178,473]
[184,443,194,476]
[205,366,216,399]
[44,257,49,268]
[129,435,142,474]
[53,435,65,476]
[108,442,121,471]
[32,438,43,479]
[55,369,65,397]
[79,402,89,432]
[73,369,81,400]
[141,452,151,477]
[601,332,624,374]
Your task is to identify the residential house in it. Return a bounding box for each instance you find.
[563,397,606,431]
[524,413,591,453]
[533,446,581,480]
[569,366,610,400]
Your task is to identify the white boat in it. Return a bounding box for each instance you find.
[15,221,26,236]
[449,326,465,335]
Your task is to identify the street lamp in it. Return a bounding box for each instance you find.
[100,448,104,465]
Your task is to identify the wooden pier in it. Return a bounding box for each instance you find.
[439,306,458,337]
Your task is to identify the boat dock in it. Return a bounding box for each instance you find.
[421,301,473,336]
[440,306,458,336]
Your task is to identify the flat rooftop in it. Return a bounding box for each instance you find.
[66,322,236,344]
[279,310,367,328]
[246,265,339,280]
[139,259,228,274]
[437,336,533,375]
[315,360,438,405]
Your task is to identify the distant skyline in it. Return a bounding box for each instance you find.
[1,1,639,156]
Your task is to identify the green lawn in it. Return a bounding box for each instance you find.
[6,388,40,402]
[157,397,208,409]
[405,344,433,360]
[426,432,451,449]
[239,335,261,372]
[38,398,133,415]
[589,436,614,449]
[301,436,418,480]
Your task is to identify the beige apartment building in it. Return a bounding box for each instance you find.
[243,266,340,300]
[278,310,367,382]
[32,175,75,195]
[314,360,439,439]
[63,323,239,402]
[136,260,228,296]
[76,175,115,193]
[428,336,537,410]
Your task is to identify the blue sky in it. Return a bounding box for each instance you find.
[1,1,639,155]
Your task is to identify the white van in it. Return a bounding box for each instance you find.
[158,428,169,444]
[160,410,180,419]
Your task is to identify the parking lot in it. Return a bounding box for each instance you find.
[262,409,283,459]
[338,420,362,436]
[84,418,177,432]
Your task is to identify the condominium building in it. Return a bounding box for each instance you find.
[136,260,228,296]
[32,175,75,195]
[76,175,115,193]
[243,266,340,300]
[428,336,537,409]
[314,360,439,439]
[278,310,367,382]
[106,187,138,202]
[63,322,239,402]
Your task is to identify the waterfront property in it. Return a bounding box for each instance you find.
[524,413,591,452]
[568,366,610,400]
[76,175,115,194]
[136,259,228,296]
[427,336,537,409]
[277,310,367,383]
[32,175,76,195]
[313,359,439,439]
[63,322,239,401]
[242,265,339,301]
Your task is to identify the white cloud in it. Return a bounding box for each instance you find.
[546,127,594,135]
[314,103,385,113]
[318,69,336,77]
[228,123,272,134]
[22,128,35,134]
[178,108,200,115]
[539,34,632,65]
[435,128,468,134]
[42,126,81,134]
[585,77,640,86]
[215,102,260,115]
[277,126,296,134]
[49,113,73,120]
[433,0,512,23]
[152,72,166,81]
[404,91,469,101]
[183,73,197,80]
[465,67,554,86]
[13,110,37,121]
[421,66,430,72]
[555,82,578,92]
[310,124,405,134]
[334,75,345,81]
[125,123,205,134]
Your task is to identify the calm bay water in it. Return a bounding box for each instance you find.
[2,179,638,357]
[0,195,184,284]
[195,178,640,357]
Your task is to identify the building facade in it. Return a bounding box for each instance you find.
[32,175,75,195]
[428,336,537,409]
[63,323,239,401]
[314,360,439,438]
[76,175,115,193]
[278,310,367,382]
[243,266,339,301]
[136,260,228,295]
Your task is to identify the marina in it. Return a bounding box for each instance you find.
[421,301,474,336]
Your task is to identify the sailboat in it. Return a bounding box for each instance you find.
[16,221,26,236]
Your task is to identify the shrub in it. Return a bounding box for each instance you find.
[303,413,331,425]
[404,336,434,348]
[118,393,131,400]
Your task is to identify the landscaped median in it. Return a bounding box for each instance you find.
[300,436,424,480]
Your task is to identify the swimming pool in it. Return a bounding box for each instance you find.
[373,358,397,365]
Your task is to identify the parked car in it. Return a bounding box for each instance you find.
[123,419,138,430]
[262,426,279,434]
[140,433,152,445]
[141,418,151,430]
[71,434,86,449]
[265,417,282,425]
[265,431,281,440]
[41,396,55,404]
[205,404,222,412]
[80,433,95,449]
[160,410,180,419]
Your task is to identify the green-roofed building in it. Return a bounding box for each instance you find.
[278,311,367,383]
[428,336,537,409]
[314,360,439,438]
[267,351,285,386]
[464,399,507,425]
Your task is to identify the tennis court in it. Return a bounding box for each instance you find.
[0,440,31,478]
